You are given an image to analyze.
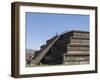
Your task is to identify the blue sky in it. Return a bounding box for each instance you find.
[26,12,89,50]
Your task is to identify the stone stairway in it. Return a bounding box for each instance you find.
[32,35,61,65]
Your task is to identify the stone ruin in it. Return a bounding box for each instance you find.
[27,30,89,66]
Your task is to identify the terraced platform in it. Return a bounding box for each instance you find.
[63,31,89,65]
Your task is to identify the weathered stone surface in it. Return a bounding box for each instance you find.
[31,30,90,65]
[64,56,89,61]
[70,38,89,43]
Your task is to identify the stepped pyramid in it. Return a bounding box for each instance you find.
[31,30,89,65]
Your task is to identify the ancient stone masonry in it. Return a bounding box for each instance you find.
[32,30,89,65]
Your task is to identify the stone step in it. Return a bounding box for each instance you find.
[73,31,89,37]
[64,56,89,62]
[63,61,89,65]
[70,38,89,43]
[69,42,89,45]
[67,46,89,51]
[64,60,89,62]
[72,35,89,39]
[64,51,89,55]
[67,44,89,47]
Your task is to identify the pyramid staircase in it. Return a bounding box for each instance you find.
[32,35,61,65]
